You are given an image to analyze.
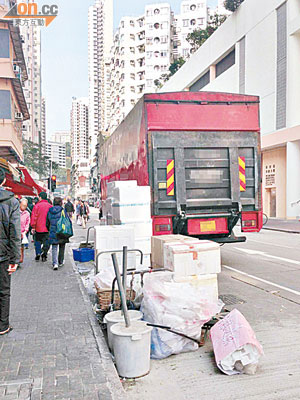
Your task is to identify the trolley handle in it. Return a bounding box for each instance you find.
[95,248,143,274]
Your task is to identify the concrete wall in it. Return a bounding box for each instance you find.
[286,140,300,218]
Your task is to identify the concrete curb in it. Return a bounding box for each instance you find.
[69,245,127,400]
[262,227,300,234]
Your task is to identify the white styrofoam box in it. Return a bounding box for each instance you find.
[173,274,219,304]
[135,237,151,255]
[164,240,221,277]
[112,202,151,223]
[94,225,136,270]
[151,235,199,268]
[107,180,137,198]
[117,220,153,238]
[113,186,151,204]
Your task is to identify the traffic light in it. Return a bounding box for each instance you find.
[51,175,57,192]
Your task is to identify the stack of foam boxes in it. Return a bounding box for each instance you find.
[151,235,221,303]
[104,181,153,269]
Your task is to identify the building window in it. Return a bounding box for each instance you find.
[161,35,168,43]
[154,37,160,44]
[154,65,160,71]
[0,29,10,58]
[190,19,196,26]
[154,22,160,29]
[154,8,160,15]
[146,51,152,58]
[130,20,135,27]
[0,90,11,119]
[146,79,153,87]
[190,4,196,11]
[154,51,160,57]
[189,70,210,92]
[146,37,153,45]
[148,23,153,30]
[198,18,204,25]
[216,49,236,77]
[183,19,189,27]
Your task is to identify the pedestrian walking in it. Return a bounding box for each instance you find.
[0,168,21,335]
[64,197,75,219]
[81,201,89,229]
[46,197,71,271]
[19,198,30,267]
[76,201,81,223]
[30,192,52,262]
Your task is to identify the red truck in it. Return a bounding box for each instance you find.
[99,92,262,243]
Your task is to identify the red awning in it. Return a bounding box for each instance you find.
[4,167,46,196]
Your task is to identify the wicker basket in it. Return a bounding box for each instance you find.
[95,282,135,311]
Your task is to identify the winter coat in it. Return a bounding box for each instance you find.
[30,199,52,233]
[65,201,74,213]
[0,188,21,264]
[46,206,70,245]
[20,210,30,238]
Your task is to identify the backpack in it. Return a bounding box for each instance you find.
[56,210,73,239]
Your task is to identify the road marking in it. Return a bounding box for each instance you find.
[247,238,295,250]
[223,265,300,297]
[233,247,300,265]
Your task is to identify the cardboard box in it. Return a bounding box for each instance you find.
[151,235,199,268]
[164,240,221,277]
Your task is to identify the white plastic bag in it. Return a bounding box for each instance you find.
[141,272,223,359]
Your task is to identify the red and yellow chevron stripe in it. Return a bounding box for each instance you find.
[239,156,246,192]
[167,159,175,196]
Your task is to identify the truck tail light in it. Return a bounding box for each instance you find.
[241,211,263,232]
[153,217,173,236]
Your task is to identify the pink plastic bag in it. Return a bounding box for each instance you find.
[210,309,263,375]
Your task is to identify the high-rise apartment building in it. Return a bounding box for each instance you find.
[174,0,207,59]
[19,21,42,147]
[51,131,70,144]
[41,97,46,153]
[70,97,89,166]
[46,141,66,168]
[88,0,113,164]
[108,1,210,133]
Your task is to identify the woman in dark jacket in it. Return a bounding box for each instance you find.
[46,197,70,271]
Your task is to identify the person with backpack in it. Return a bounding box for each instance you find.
[0,168,20,335]
[64,197,75,219]
[46,197,73,271]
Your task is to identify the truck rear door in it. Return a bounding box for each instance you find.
[150,130,261,237]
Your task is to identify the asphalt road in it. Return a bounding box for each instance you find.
[127,228,300,400]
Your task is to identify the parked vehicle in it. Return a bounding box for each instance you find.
[98,92,263,243]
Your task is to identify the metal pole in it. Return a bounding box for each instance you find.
[122,246,128,295]
[121,246,128,316]
[111,253,130,328]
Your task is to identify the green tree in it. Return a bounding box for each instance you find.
[187,13,227,52]
[154,58,186,88]
[23,139,49,177]
[224,0,245,12]
[65,142,71,157]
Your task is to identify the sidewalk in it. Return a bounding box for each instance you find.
[263,218,300,234]
[0,215,124,400]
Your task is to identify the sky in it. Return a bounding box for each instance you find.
[41,0,218,138]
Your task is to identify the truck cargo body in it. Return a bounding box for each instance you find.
[99,92,262,243]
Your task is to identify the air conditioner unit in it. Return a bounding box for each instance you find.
[13,64,21,73]
[15,112,23,120]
